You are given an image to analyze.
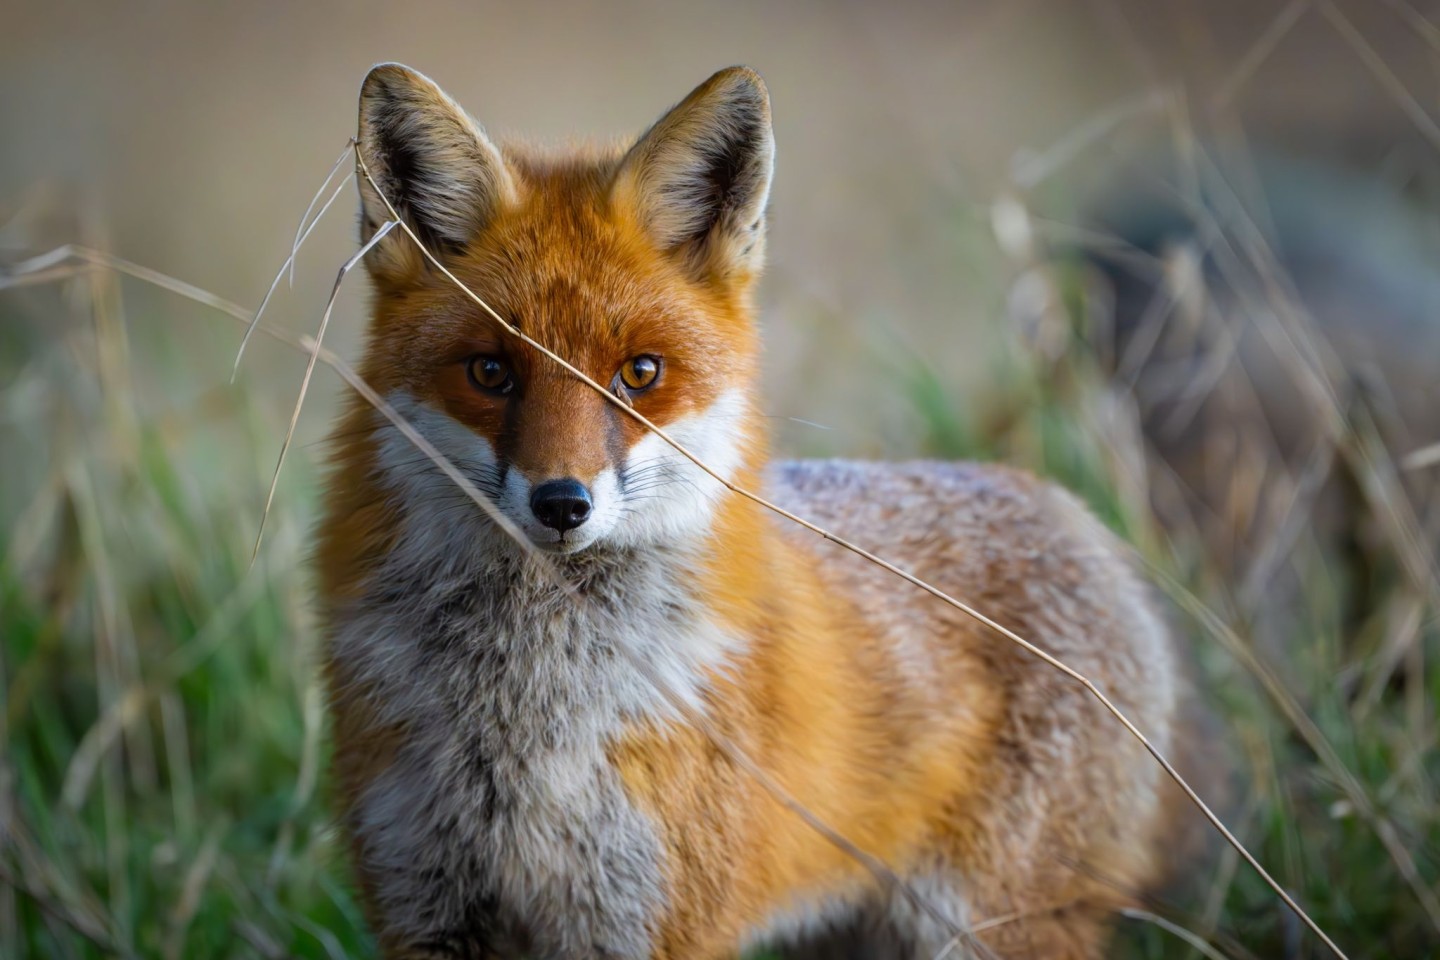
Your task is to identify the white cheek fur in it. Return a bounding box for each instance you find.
[610,387,750,548]
[373,387,750,553]
[373,393,503,524]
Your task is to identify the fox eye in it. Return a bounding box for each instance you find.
[467,355,514,395]
[618,355,661,393]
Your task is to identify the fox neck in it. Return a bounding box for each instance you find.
[327,420,770,765]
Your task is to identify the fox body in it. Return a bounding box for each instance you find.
[317,63,1189,959]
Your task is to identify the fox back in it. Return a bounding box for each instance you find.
[316,63,1202,960]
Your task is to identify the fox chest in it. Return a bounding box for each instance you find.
[355,714,665,957]
[335,581,688,956]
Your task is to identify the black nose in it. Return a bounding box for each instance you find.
[529,478,593,532]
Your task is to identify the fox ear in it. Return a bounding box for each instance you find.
[356,63,516,273]
[613,67,774,281]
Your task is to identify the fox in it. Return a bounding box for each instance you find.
[316,62,1203,960]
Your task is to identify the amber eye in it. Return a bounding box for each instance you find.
[466,355,514,394]
[618,355,661,393]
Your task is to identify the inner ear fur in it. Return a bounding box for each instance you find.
[613,66,774,281]
[355,62,516,276]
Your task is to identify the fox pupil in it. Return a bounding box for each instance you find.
[468,355,511,393]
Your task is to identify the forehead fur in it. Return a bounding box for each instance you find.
[364,143,759,391]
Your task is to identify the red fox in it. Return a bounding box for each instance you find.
[317,63,1196,959]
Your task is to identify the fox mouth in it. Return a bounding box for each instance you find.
[528,527,598,555]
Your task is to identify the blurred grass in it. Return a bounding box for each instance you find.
[1,228,1437,960]
[1,275,368,958]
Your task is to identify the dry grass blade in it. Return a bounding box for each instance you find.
[1403,441,1440,471]
[933,897,1097,960]
[291,142,357,287]
[2,245,261,323]
[1145,560,1440,934]
[231,166,354,380]
[249,218,396,562]
[60,561,272,810]
[1322,0,1440,153]
[1140,145,1440,616]
[350,144,1351,960]
[1356,595,1426,719]
[1211,0,1313,110]
[0,263,78,289]
[1380,0,1440,52]
[1010,89,1169,189]
[1347,404,1440,599]
[1,244,79,285]
[1119,908,1232,960]
[0,789,127,958]
[305,334,546,555]
[162,823,225,960]
[0,860,122,958]
[1188,153,1440,607]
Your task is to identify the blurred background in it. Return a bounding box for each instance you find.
[2,1,1439,957]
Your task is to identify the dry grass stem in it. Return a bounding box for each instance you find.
[1146,562,1440,934]
[1402,440,1440,471]
[1118,908,1232,960]
[1210,0,1313,110]
[291,143,358,288]
[1322,0,1440,154]
[250,218,397,561]
[232,160,355,380]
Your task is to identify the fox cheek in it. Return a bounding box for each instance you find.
[611,388,751,546]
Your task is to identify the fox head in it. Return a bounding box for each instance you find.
[351,63,773,556]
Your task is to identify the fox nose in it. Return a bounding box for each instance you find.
[530,478,593,532]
